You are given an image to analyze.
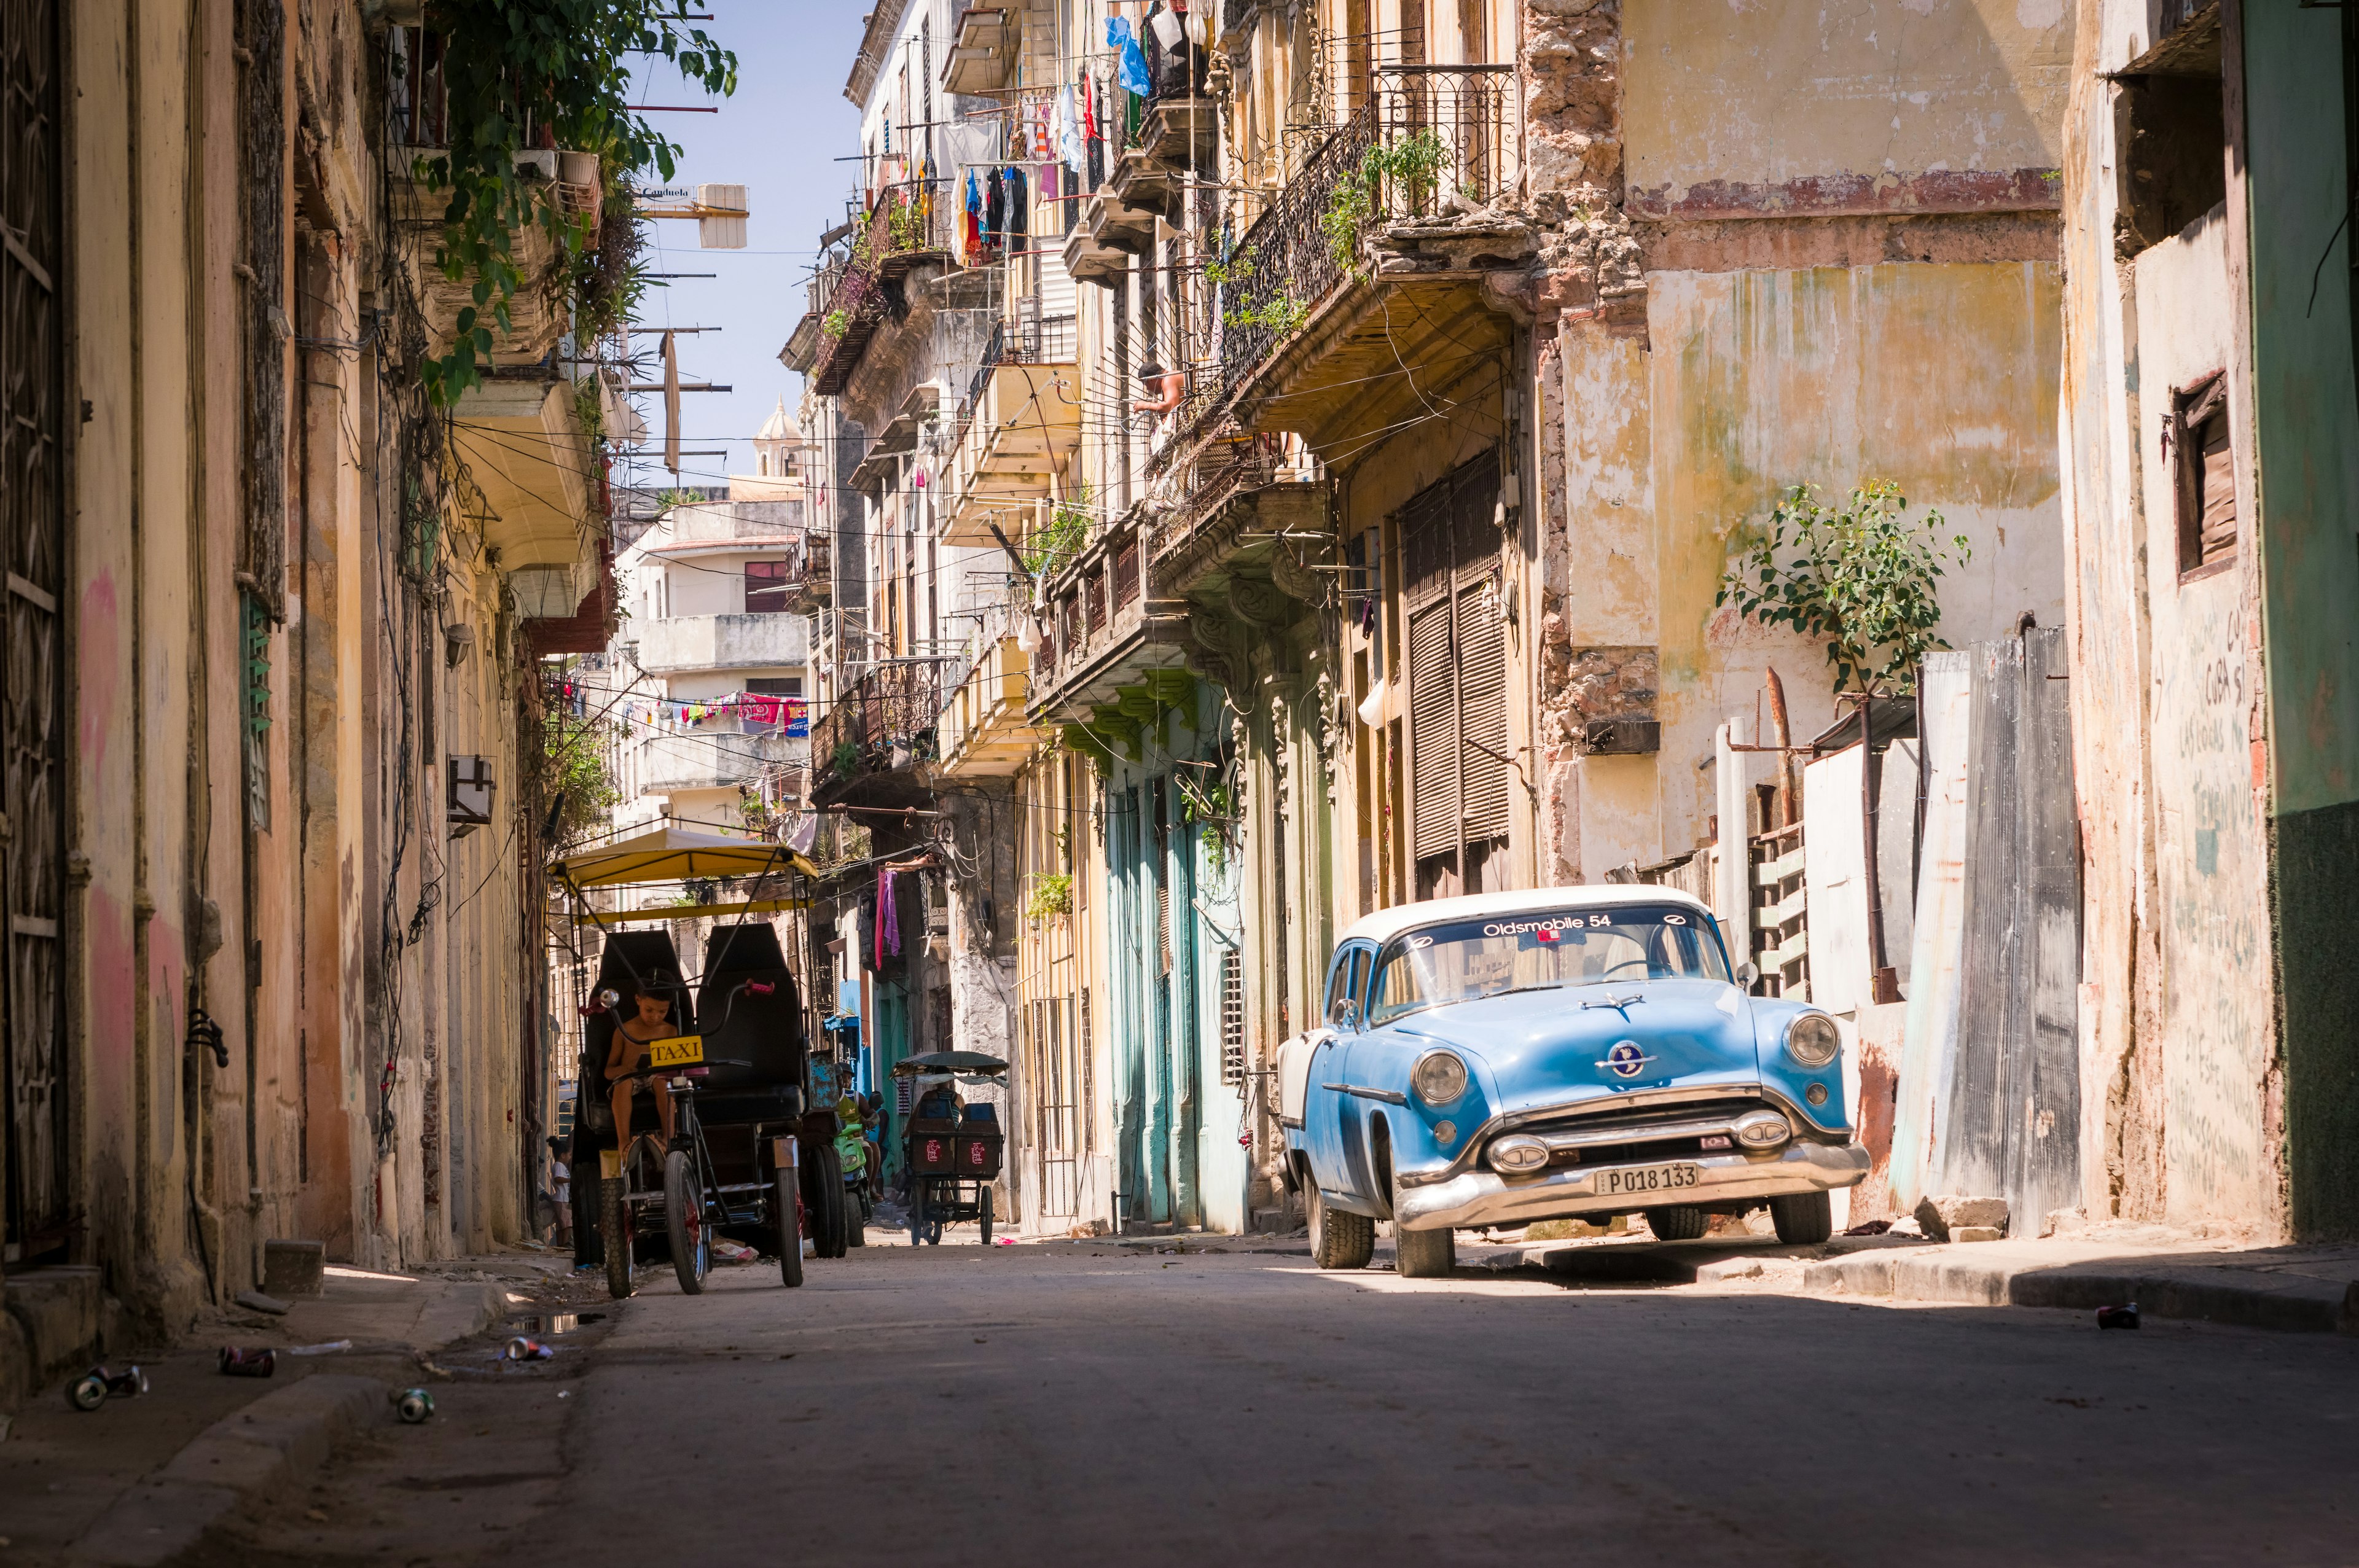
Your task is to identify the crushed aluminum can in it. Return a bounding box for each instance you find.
[504,1336,554,1361]
[69,1365,147,1410]
[392,1387,435,1424]
[2097,1302,2141,1330]
[219,1346,278,1378]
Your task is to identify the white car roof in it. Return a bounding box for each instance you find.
[1335,884,1718,950]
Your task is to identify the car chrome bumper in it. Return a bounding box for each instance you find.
[1391,1141,1871,1232]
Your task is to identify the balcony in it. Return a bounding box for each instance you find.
[1189,68,1532,452]
[1025,513,1194,766]
[796,180,959,396]
[396,148,595,364]
[1063,185,1157,286]
[809,661,947,808]
[1154,439,1331,592]
[940,321,1082,546]
[632,613,813,676]
[448,378,595,577]
[934,635,1049,778]
[940,7,1014,95]
[635,717,796,795]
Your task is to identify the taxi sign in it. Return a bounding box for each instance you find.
[646,1034,705,1069]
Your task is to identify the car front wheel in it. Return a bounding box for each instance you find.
[1645,1204,1708,1241]
[1770,1190,1833,1244]
[1391,1172,1454,1278]
[1306,1171,1374,1270]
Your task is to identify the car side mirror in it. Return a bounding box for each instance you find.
[1337,999,1360,1031]
[1735,961,1760,988]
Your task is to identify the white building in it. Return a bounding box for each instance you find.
[609,404,821,844]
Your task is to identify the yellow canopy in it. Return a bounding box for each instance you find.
[575,895,812,928]
[554,826,818,889]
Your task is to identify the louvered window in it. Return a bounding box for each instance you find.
[1114,538,1140,608]
[1400,454,1508,891]
[1219,948,1245,1085]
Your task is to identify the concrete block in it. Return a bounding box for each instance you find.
[1803,1254,1893,1295]
[261,1240,326,1299]
[1914,1194,2009,1241]
[1953,1226,2004,1244]
[3,1264,102,1381]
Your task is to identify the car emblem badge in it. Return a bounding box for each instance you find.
[1599,1040,1656,1080]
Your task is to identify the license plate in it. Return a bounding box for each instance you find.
[1597,1161,1701,1196]
[646,1034,704,1068]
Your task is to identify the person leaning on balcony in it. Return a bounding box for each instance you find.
[1132,360,1185,416]
[606,981,684,1152]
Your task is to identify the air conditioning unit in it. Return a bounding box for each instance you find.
[448,756,495,838]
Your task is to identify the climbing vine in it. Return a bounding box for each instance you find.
[411,0,737,404]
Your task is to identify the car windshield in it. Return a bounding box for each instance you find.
[1365,905,1731,1024]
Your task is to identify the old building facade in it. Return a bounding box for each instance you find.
[4,0,624,1400]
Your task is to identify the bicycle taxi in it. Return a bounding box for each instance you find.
[554,827,850,1298]
[895,1050,1008,1245]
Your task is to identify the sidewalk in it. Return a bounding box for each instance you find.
[0,1250,589,1568]
[1799,1231,2359,1333]
[1496,1222,2359,1333]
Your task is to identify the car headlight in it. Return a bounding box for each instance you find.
[1785,1013,1841,1068]
[1486,1134,1549,1174]
[1411,1049,1468,1106]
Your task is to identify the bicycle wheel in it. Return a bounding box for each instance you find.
[665,1149,708,1295]
[775,1164,804,1287]
[601,1174,634,1300]
[979,1185,993,1247]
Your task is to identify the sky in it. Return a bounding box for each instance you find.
[617,1,872,491]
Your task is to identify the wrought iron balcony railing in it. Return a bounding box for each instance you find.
[809,660,947,797]
[805,179,960,395]
[1191,64,1519,435]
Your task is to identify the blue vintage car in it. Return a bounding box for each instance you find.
[1275,887,1868,1276]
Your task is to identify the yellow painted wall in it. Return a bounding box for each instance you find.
[1554,261,2064,865]
[1624,0,2071,197]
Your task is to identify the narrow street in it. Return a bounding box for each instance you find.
[182,1235,2359,1567]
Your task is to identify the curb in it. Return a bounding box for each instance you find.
[68,1374,388,1567]
[1802,1250,2359,1334]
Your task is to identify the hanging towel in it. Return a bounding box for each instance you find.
[878,868,901,958]
[1107,16,1151,98]
[1082,73,1104,188]
[1055,85,1086,177]
[964,170,983,258]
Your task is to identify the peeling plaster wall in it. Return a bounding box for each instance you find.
[1544,263,2066,882]
[1624,0,2071,213]
[2124,214,2280,1231]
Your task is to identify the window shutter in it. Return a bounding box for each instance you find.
[1409,599,1458,860]
[1457,582,1511,841]
[2197,413,2236,563]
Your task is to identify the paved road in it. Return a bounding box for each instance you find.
[192,1234,2359,1567]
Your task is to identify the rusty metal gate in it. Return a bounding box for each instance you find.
[2,0,68,1265]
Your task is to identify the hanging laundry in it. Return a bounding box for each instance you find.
[984,167,1005,244]
[964,169,983,259]
[1082,72,1104,189]
[1054,85,1085,178]
[1107,15,1151,98]
[878,868,901,958]
[1006,166,1029,242]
